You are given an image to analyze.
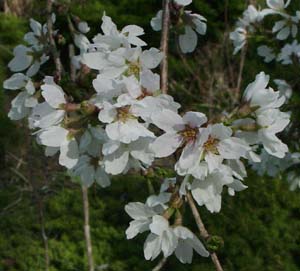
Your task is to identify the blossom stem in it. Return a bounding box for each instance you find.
[152,257,168,271]
[236,43,248,95]
[46,0,63,81]
[82,186,95,271]
[186,192,224,271]
[160,0,171,94]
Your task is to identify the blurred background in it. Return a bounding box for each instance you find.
[0,0,300,270]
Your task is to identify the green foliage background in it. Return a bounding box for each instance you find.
[0,0,299,270]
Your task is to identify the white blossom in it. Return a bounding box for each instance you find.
[70,155,110,187]
[125,202,158,239]
[277,40,300,65]
[103,137,155,175]
[257,45,276,63]
[173,226,209,263]
[37,126,79,169]
[274,79,292,100]
[230,27,248,55]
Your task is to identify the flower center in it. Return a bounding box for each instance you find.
[90,157,100,168]
[126,62,140,77]
[137,88,153,100]
[203,136,219,154]
[179,126,198,143]
[117,106,135,123]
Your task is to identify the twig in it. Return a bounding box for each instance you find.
[152,257,167,271]
[160,0,171,94]
[46,0,63,81]
[69,44,76,82]
[236,44,247,96]
[82,186,95,271]
[0,192,23,215]
[186,192,224,271]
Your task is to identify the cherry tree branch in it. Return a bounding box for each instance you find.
[46,0,63,81]
[160,0,171,94]
[82,187,95,271]
[186,192,224,271]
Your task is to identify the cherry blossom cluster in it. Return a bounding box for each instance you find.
[151,0,207,53]
[230,0,300,189]
[3,0,292,265]
[230,0,300,60]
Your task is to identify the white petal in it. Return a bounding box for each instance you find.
[183,111,207,128]
[175,239,193,264]
[189,234,209,257]
[3,73,28,90]
[144,233,162,261]
[126,219,151,239]
[173,226,194,239]
[38,126,68,147]
[179,26,198,53]
[104,147,129,174]
[95,167,111,188]
[59,138,79,169]
[149,215,169,235]
[161,229,178,257]
[8,45,33,72]
[140,48,164,69]
[41,83,66,108]
[150,133,182,158]
[276,26,290,40]
[151,109,184,132]
[174,0,192,6]
[125,202,156,220]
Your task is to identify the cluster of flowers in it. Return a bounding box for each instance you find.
[230,0,300,189]
[151,0,207,53]
[230,0,300,62]
[3,0,292,264]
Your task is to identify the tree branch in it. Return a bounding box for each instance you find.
[46,0,63,81]
[186,192,224,271]
[160,0,171,94]
[82,186,95,271]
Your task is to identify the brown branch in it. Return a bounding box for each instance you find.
[186,192,224,271]
[160,0,171,94]
[82,186,95,271]
[47,0,63,81]
[152,257,167,271]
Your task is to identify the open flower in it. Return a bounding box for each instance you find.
[99,100,155,144]
[70,155,110,187]
[236,72,290,158]
[257,45,276,63]
[103,137,155,175]
[191,166,235,213]
[185,124,250,179]
[37,126,79,169]
[144,215,178,260]
[173,226,209,263]
[3,74,37,120]
[125,202,157,239]
[179,12,207,53]
[150,110,207,158]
